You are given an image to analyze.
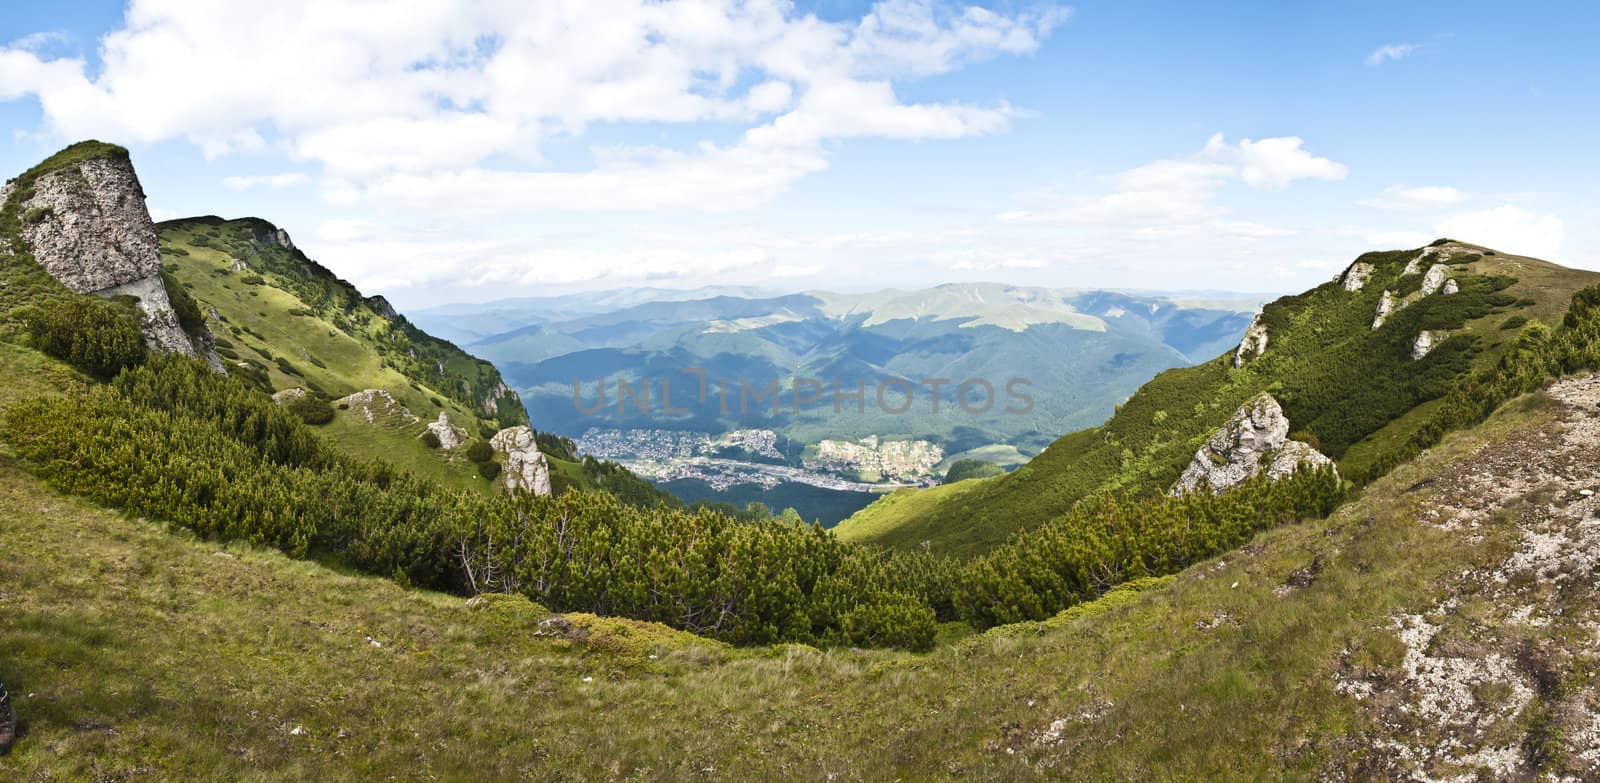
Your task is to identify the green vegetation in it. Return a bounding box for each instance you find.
[943,458,1006,483]
[957,466,1342,626]
[0,371,1580,780]
[284,393,334,425]
[4,356,938,649]
[839,244,1600,558]
[23,296,147,379]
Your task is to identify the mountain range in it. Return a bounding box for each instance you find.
[414,284,1265,455]
[11,140,1600,779]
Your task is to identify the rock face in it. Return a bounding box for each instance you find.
[1170,393,1334,496]
[1341,261,1374,292]
[8,149,213,361]
[1411,330,1445,360]
[1421,264,1453,296]
[1373,291,1396,329]
[491,425,553,496]
[426,412,467,450]
[365,295,399,320]
[1442,279,1460,295]
[1232,314,1269,368]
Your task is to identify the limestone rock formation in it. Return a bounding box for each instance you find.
[1411,330,1445,360]
[1232,314,1269,368]
[1340,261,1374,291]
[1373,291,1396,329]
[271,387,308,404]
[365,295,399,320]
[6,146,217,363]
[1421,264,1453,296]
[334,389,418,426]
[491,425,554,496]
[1442,279,1460,295]
[426,412,467,450]
[1170,393,1334,496]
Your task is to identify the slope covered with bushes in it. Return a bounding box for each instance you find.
[837,243,1600,557]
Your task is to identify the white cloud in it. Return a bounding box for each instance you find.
[1359,184,1469,210]
[1366,43,1417,66]
[222,172,310,190]
[0,0,1062,212]
[1208,134,1348,190]
[1435,205,1564,258]
[999,133,1345,226]
[770,263,824,278]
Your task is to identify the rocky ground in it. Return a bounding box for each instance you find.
[1334,374,1600,781]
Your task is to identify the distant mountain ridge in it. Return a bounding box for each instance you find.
[415,283,1265,454]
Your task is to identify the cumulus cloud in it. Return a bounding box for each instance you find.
[0,0,1062,212]
[1366,43,1417,66]
[1435,205,1565,258]
[222,172,310,190]
[999,133,1346,226]
[1359,184,1469,210]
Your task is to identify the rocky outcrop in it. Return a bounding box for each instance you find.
[1170,393,1334,496]
[1232,314,1269,368]
[1442,279,1459,295]
[1421,264,1453,296]
[1372,291,1396,329]
[266,227,294,251]
[491,425,553,496]
[7,146,214,361]
[481,381,518,418]
[271,387,308,404]
[335,389,418,426]
[365,295,399,320]
[1340,261,1374,292]
[426,411,467,450]
[1411,330,1445,360]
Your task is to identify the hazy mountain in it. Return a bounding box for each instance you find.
[418,283,1265,454]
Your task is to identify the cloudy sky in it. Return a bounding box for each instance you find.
[2,1,1595,309]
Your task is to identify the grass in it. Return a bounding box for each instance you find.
[0,375,1568,780]
[161,221,510,490]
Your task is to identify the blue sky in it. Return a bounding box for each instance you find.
[2,1,1595,309]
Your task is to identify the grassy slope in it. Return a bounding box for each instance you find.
[837,243,1600,557]
[161,218,509,490]
[0,373,1578,780]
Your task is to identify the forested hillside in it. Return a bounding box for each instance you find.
[837,242,1600,557]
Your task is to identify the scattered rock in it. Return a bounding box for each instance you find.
[1441,279,1459,295]
[1170,393,1335,496]
[1286,556,1323,588]
[534,615,587,640]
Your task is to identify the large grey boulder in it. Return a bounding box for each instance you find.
[1170,393,1334,496]
[491,425,553,496]
[8,150,216,363]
